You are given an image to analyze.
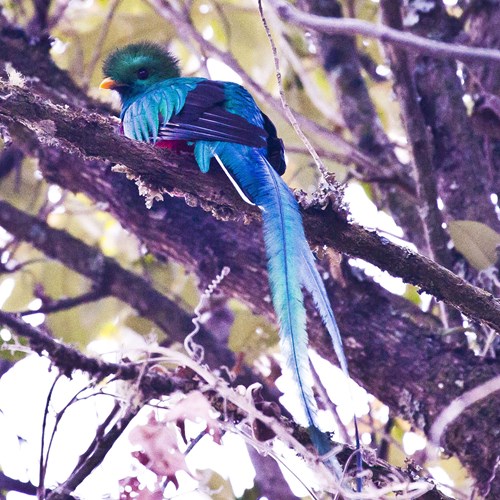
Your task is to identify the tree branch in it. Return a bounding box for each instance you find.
[1,82,500,333]
[0,199,289,410]
[379,1,451,271]
[270,0,500,66]
[1,88,499,494]
[0,471,37,496]
[18,289,106,317]
[0,311,177,394]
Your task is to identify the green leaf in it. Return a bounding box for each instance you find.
[448,220,500,270]
[228,301,277,363]
[205,471,234,500]
[403,284,422,307]
[387,419,407,468]
[238,486,259,500]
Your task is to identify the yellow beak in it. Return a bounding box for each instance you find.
[99,77,118,90]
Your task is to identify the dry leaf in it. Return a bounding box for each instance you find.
[448,220,500,270]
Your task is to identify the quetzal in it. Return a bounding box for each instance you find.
[101,42,357,472]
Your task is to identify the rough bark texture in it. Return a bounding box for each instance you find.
[467,2,500,241]
[2,83,500,330]
[380,0,451,270]
[409,1,498,231]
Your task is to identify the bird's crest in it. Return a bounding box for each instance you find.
[102,42,181,99]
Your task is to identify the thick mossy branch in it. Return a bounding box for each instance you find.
[1,82,500,333]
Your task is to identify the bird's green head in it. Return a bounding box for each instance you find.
[100,42,180,100]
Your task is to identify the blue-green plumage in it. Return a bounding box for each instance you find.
[102,42,356,476]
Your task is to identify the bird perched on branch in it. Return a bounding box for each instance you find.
[101,42,358,480]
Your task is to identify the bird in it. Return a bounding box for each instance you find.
[100,42,359,479]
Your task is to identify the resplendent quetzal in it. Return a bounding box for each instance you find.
[101,42,356,468]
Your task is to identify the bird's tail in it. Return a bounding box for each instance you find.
[217,145,319,428]
[301,249,349,371]
[215,144,357,480]
[300,239,362,488]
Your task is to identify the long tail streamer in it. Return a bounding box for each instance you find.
[216,143,360,484]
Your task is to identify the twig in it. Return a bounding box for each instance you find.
[70,401,122,471]
[483,456,500,498]
[81,0,123,91]
[145,0,381,173]
[0,472,37,496]
[228,422,321,500]
[40,384,104,499]
[38,373,63,500]
[480,326,498,357]
[19,289,106,317]
[270,0,500,66]
[0,311,140,384]
[377,417,394,462]
[28,0,52,35]
[0,258,45,274]
[262,16,344,125]
[257,0,331,182]
[46,401,142,499]
[345,168,416,197]
[429,375,500,449]
[184,428,206,456]
[48,0,71,29]
[310,361,350,443]
[346,0,356,19]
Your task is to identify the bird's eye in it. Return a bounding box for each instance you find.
[137,68,149,80]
